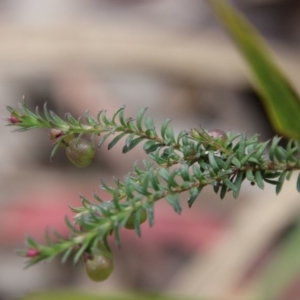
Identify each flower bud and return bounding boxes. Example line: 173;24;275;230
8;116;21;124
208;129;227;142
26;249;39;258
49;129;64;142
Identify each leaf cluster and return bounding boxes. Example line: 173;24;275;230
6;102;300;267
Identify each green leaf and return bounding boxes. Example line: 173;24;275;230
136;107;148;132
97;132;111;148
254;141;269;159
223;178;238;192
166;193;181;214
274;146;287;163
233;172;244;198
269;136;282;161
144;117;155;131
246;169;255;182
177;130;188;144
223;153;237;169
143;142;162;154
125;133;135;148
50;141;62;161
49;111;67;126
210;0;300;141
255;171;265;189
164;126;176;144
112;106;125;125
107;132;127;150
236;133;246;160
158;167;171;182
275;171;287;195
297;173;300;192
123;137;145;153
65;113;80;126
187;187;202;208
208;151;219;172
118;107;126;127
43;103;51;121
220;182;228;200
61;247;73;264
161;118;171;139
213;183;220;194
180;164;191;182
231;157;241;168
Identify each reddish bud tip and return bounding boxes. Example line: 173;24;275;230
26;249;39;258
8;116;21;124
49;129;64;142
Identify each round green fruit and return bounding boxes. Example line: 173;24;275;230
125;208;148;229
84;245;114;282
65;138;95;167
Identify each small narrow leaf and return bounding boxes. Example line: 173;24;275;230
208;151;219;172
233;172;245;198
180;164;191;182
114;227;121;248
187;187;202;208
158;168;171;182
97;132;111;148
232;157;241;168
274;146;287;163
50;142;62;161
220;183;228;200
254;141;269;159
73;241;90;264
61;247;73;264
118;107;126;127
122;137;144;153
246;169;255;182
270;136;282;161
223;178;238;192
213;183;220;194
161;118;171;139
125;133;135;148
166;193;181;214
43;103;52;121
136;107;148;132
50;110;66;126
143;141;162;154
112;106;125;125
65;112;80;126
164;126;176;143
237;133;247;160
144;117;155;131
275;171;287;195
107;132;127;150
255;171;265;189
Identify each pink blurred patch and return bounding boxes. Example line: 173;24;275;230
1;186;228;252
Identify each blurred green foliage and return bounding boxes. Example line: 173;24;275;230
210;0;300;141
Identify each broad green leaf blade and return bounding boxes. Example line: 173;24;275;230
210;0;300;141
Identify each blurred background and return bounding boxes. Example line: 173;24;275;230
1;0;300;299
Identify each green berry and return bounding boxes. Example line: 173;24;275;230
125;208;148;229
65;138;95;167
84;244;114;282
